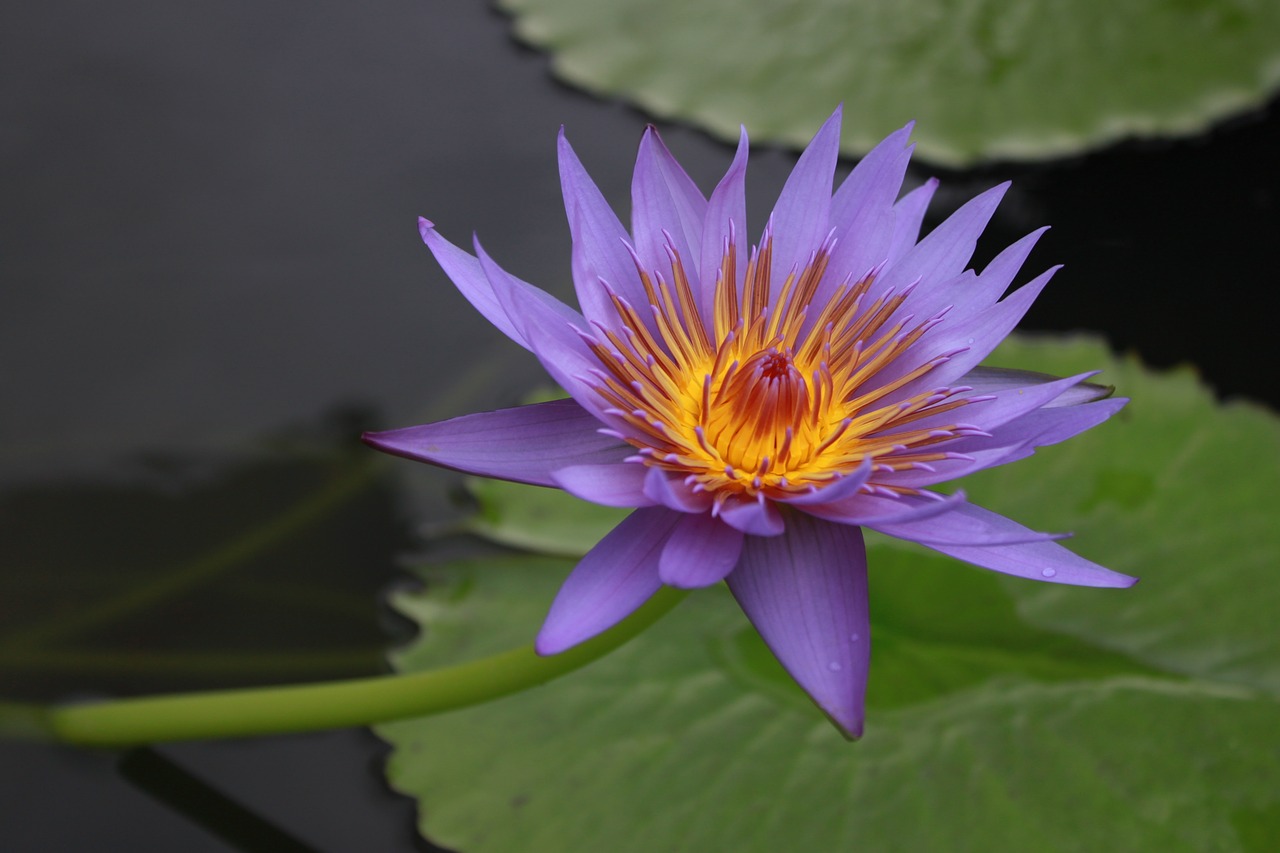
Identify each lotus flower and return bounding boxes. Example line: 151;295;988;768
366;108;1136;738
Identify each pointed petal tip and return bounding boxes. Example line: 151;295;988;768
535;601;605;657
816;106;843;135
556;127;578;164
360;426;446;468
1055;569;1140;590
533;631;567;657
729;516;870;745
534;618;590;657
360;429;399;454
827;710;864;741
417;218;440;246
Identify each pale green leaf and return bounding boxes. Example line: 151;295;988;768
460;478;626;557
498;0;1280;166
381;335;1280;851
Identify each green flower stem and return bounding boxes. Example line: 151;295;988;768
47;586;689;748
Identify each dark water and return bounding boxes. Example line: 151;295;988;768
1;1;1276;849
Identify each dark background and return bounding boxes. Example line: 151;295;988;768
1;1;1276;850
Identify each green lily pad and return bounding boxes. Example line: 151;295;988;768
461;478;625;557
498;0;1280;166
379;335;1280;851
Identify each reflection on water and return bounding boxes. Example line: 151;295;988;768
0;407;418;703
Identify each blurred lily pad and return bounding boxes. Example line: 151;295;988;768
379;335;1280;851
498;0;1280;166
461;478;624;557
0;429;406;700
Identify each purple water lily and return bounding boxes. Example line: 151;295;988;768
366;108;1136;738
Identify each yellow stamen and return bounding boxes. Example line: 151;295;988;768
587;236;968;499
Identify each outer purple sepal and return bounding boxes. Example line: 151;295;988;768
659;514;745;588
419;219;583;353
870;499;1066;547
552;462;655;507
362;399;627;488
727;513;871;739
799;490;966;528
881;503;1138;587
536;507;681;654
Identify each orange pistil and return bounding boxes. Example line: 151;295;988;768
585;235;970;501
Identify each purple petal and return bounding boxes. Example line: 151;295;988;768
476;239;614;424
871;182;1009;312
959;366;1112;405
870;499;1066;546
895;224;1048;334
778;458;874;506
823;124;913;295
830;123;913;232
948;397;1128;456
907;371;1102;436
767;107;842;295
813;206;894;327
558;130;651;331
643;467;714;513
700;127;749;320
727;513;870;738
891;394;1129;488
718;495;785;536
801;490;966;527
884;178;938;266
631;126;707;287
362;399;627;487
658;513;745;588
921;266;1057;386
552;462;656;507
419;219;579;351
911;506;1139;588
876;443;1035;489
536;507;682;654
874;267;1056;403
1041;381;1119;408
972;227;1050;304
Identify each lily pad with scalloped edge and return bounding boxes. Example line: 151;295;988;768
379;336;1280;851
498;0;1280;166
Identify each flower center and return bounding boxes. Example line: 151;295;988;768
584;234;972;500
704;347;809;475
